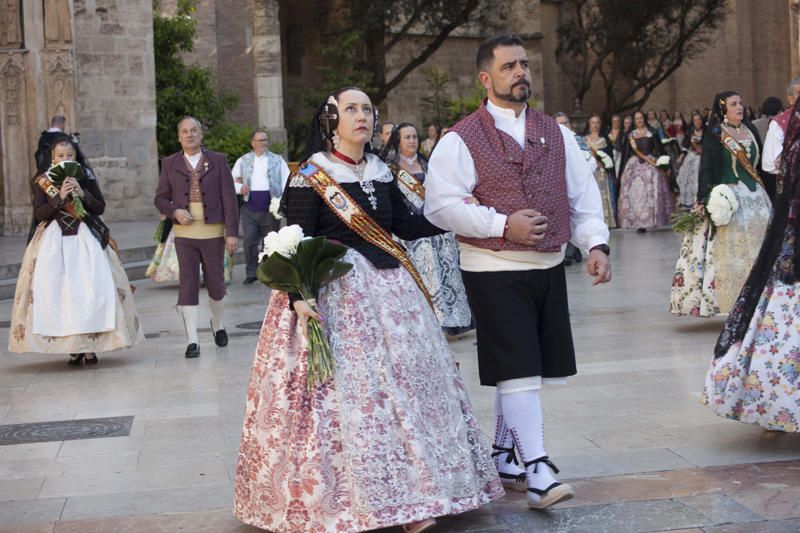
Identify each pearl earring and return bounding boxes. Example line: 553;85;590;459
332;132;341;149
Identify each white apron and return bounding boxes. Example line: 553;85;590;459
31;222;116;336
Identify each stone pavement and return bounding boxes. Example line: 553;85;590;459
1;229;799;532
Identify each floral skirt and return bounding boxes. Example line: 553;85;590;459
702;227;800;432
146;229;234;284
8;222;143;354
233;250;503;533
617;158;674;229
594;166;617;229
146;229;180;282
402;233;473;335
670;219;719;317
676;151;701;208
712;183;771;313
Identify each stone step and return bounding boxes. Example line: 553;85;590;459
0;248;246;301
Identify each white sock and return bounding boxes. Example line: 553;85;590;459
499;387;559;500
493;389;523;475
178;305;199;345
209;297;225;332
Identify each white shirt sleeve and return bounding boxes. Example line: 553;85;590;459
560;126;610;253
231;156;244;194
424;132;507;238
762;120;784;174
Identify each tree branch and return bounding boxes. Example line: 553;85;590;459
372;0;479;105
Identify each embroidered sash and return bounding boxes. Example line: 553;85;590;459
628;133;659;169
35;174;120;253
718;127;764;188
35;174;83;221
298;162;434;309
395;168;426;211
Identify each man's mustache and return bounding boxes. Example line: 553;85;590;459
512;80;531;89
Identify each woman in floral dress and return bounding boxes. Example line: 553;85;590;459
8;134;142;365
617;110;673;230
675;112;705;209
702;98;800;432
381;122;474;336
670;93;772;317
583;114;617;228
233;87;503;533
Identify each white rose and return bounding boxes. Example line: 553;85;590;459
275;224;304;257
269;196;283;220
259;231;281;261
706;185;738;226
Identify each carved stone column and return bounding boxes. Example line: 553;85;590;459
0;52;34;235
252;0;286;145
43;50;77;127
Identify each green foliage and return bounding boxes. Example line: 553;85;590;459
448;80;485;124
153;0;239;158
200;123;252;167
420;67;452;130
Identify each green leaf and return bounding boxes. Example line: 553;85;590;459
256;253;301;292
317;260;353;289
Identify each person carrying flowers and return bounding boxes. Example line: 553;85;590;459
8;133;142;366
670;91;772;316
233;86;503;533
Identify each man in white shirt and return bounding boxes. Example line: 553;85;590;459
231;129;291;284
425;35;610;510
762;78;800;199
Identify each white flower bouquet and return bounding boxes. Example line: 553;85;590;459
656;155;671;168
597;151;615;170
269;196;283;220
672;184;738;233
257;224;353;389
706;184;739;227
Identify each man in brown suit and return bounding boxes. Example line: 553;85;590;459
155;116;239;358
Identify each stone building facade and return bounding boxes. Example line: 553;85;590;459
2;1;798;235
181;0;800;139
0;0;158;236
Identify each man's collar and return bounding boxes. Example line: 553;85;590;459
47;127;63;132
486;98;527;120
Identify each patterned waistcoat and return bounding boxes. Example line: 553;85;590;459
452;103;571;252
240;151;284;200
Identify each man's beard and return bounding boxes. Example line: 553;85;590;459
493;80;531;103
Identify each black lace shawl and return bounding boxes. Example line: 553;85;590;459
714;98;800;357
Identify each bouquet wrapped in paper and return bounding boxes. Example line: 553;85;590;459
46;161;87;218
257;224;353;388
597;150;615;170
656;155;671;169
672;184;739;233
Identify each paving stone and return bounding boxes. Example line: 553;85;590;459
498;499;709;533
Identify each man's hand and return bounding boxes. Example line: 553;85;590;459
225;236;239;256
504;209;548;246
241;184;250;195
174;209;192;225
587;249;612;285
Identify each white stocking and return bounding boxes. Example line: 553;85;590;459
498;386;559;500
209;297;225;332
492;389;523;476
178;305;199;345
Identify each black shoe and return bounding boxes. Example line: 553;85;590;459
211;321;228;347
636;227;647;233
84;353;98;365
68;354;84;366
185;343;200;358
243;277;258;285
